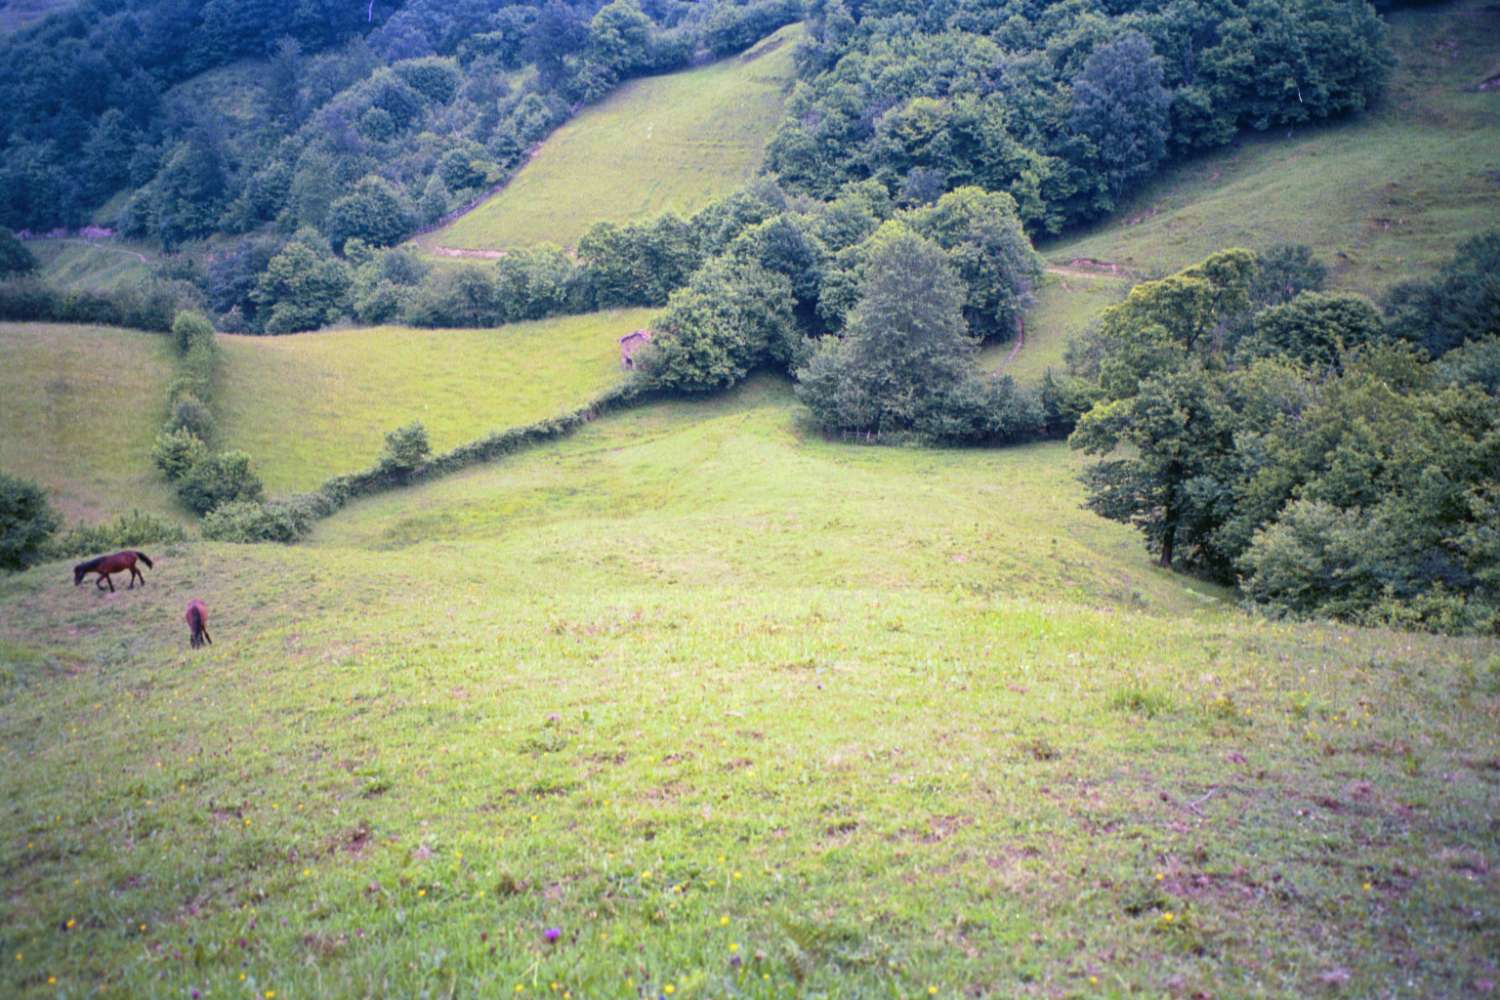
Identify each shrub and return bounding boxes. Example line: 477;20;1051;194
171;309;215;354
377;422;431;479
176;451;264;516
201;499;308;543
152;428;209;481
0;471;59;571
44;510;185;559
166;393;215;441
0;227;37;277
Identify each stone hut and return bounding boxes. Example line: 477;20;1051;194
619;329;652;370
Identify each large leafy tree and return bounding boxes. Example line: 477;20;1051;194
795;227;976;433
1069;31;1172;210
639;257;798;393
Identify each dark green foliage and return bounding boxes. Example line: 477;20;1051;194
327;176;416;251
0;279;179;332
166;394;216;442
152;429;210;482
253;237;353;333
1238;292;1385;371
176;451;265;516
0;228;37;277
1069;31;1172;210
906;187;1041;341
201;498;314;544
1250;244;1328;309
1383;231;1500;359
768;0;1390;231
0;471;59;571
579;215;703;308
640;257;798;393
1067;246;1500;632
795;228;980;435
44;510;185;560
1437;337;1500;396
377;422;431;479
171;310;215;355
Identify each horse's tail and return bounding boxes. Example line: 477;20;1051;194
133;551;153;568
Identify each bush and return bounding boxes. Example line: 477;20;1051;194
201;499;308;543
0;471;59;571
44;509;185;560
377;422;431;478
0;227;37;277
152;428;209;481
166;393;215;441
176;451;264;516
171;309;215;354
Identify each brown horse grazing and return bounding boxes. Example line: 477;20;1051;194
73;550;153;591
185;600;211;649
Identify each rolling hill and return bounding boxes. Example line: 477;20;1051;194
424;24;803;254
216;309;654;493
1046;0;1500;297
0;322;184;524
2;4;1499;997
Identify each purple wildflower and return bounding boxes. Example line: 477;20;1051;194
544;927;561;942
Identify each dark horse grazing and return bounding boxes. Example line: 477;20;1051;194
73;550;153;591
185;600;211;649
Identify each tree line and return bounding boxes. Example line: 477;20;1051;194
1056;234;1500;633
767;0;1391;233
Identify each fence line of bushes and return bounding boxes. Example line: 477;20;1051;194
151;311;267;520
0;277;179;332
204;380;653;544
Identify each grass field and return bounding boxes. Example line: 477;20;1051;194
3;379;1497;997
216;310;654;494
981;270;1126;383
426;25;802;253
0;323;185;525
25;240;156;294
1045;0;1500;297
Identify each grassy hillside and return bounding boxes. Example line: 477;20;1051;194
0;323;184;525
217;309;654;494
3;379;1497;997
981;269;1126;382
1046;0;1500;297
25;239;155;294
426;25;802;253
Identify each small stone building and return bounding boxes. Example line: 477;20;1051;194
619;329;652;370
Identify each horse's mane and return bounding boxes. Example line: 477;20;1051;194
74;555;105;572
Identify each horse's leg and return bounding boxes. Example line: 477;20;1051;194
104;574;115;592
127;568;135;590
204;626;211;646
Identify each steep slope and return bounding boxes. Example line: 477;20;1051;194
0;322;183;524
1048;0;1500;297
425;24;802;253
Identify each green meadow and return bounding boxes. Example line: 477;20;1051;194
1046;0;1500;297
0;322;184;524
3;380;1498;997
216;309;654;493
426;25;802;253
3;1;1500;996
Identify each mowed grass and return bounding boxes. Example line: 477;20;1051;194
0;323;185;525
1046;0;1500;297
2;379;1498;997
428;25;802;252
216;309;654;494
25;240;156;294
